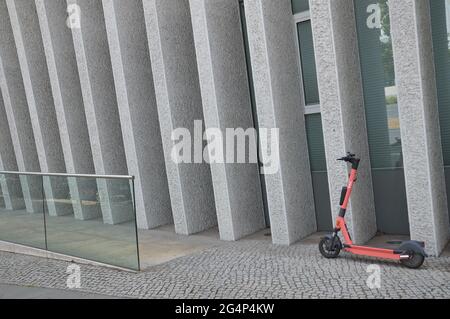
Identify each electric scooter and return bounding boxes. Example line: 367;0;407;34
319;153;427;269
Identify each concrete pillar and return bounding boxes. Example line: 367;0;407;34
189;0;266;240
0;89;24;210
143;0;217;235
67;0;130;225
0;2;41;214
310;0;377;244
6;0;72;217
101;0;173;229
390;0;450;256
35;0;101;221
244;0;316;245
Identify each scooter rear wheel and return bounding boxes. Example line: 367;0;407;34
400;252;425;269
319;237;341;259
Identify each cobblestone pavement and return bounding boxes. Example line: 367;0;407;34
0;240;449;299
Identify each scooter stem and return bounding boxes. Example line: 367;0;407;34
340;168;358;212
334;155;360;245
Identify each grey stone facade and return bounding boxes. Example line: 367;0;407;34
244;0;317;245
189;0;266;241
0;1;41;214
390;0;450;256
35;0;101;221
0;0;449;256
310;0;377;244
68;0;131;225
6;0;72;218
143;0;217;235
0;88;23;210
102;0;173;229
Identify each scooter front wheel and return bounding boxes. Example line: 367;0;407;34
400;252;425;269
319;237;341;259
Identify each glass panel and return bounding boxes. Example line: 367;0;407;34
44;176;139;270
372;168;410;235
305;114;327;172
355;0;409;234
430;0;450;166
430;0;450;224
0;185;4;208
297;21;320;106
311;172;333;231
0;174;46;249
356;0;401;169
305;114;333;231
292;0;309;14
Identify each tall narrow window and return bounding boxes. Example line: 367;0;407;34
355;0;409;235
293;1;332;231
294;4;320;107
430;0;450;224
305;114;332;231
297;20;320;105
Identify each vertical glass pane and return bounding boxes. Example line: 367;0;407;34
355;0;409;234
0;174;46;249
430;0;450;224
356;0;401;169
292;0;309;14
297;21;320;105
44;176;139;270
305;114;333;231
305;114;327;172
0;184;4;208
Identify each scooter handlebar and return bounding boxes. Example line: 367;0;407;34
337;153;360;169
337;152;356;162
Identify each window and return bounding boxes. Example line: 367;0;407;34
293;4;320;107
431;0;450;166
297;20;320;106
355;0;409;235
430;0;450;223
292;0;309;14
292;1;331;230
306;114;332;231
356;0;401;169
305;114;327;172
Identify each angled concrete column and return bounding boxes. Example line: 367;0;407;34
310;0;377;244
244;0;316;245
35;0;101;221
390;0;450;256
0;89;24;210
6;0;71;217
143;0;217;235
0;3;41;214
189;0;265;240
67;0;130;225
102;0;173;229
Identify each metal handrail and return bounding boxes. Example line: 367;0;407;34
0;171;134;180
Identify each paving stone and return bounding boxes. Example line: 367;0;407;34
0;240;449;299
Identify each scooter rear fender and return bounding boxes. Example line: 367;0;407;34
395;241;428;257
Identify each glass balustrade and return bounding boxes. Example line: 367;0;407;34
0;172;139;271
